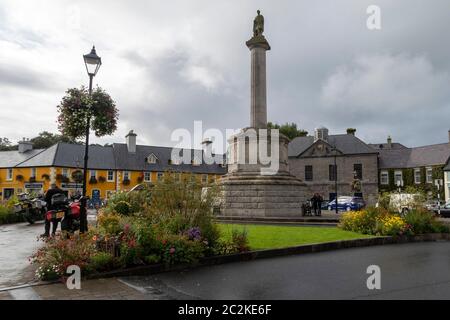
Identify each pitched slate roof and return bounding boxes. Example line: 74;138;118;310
16;143;116;169
288;134;377;157
0;149;45;168
378;143;450;169
13;142;226;174
112;143;226;174
369;142;407;150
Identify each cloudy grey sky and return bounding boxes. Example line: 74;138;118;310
1;0;449;151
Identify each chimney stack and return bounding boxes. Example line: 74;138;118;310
346;128;356;136
18;138;33;153
387;135;392;149
126;130;137;153
314;127;329;142
202;138;213;156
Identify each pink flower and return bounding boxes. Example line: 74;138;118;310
169;247;176;254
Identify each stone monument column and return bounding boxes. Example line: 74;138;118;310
219;10;307;218
246;10;270;129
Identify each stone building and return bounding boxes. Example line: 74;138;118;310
372;132;450;200
288;127;379;205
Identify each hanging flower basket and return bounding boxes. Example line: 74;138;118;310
122;179;131;186
41;174;50;181
16;174;24;181
98;176;106;183
89;177;98;184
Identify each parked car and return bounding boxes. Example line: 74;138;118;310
327;196;366;212
424;200;446;211
433;201;450;217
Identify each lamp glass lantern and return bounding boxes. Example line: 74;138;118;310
83;46;102;76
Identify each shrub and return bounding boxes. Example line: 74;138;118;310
377;214;411;236
114;201;131;216
144;172;220;247
161;234;206;265
97;212;122;235
339;207;387;235
404;209;449;234
30;233;97;280
0;205;23;224
87;252;121;273
231;228;250;252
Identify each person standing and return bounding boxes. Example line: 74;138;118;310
311;193;318;216
42;183;64;237
317;194;323;216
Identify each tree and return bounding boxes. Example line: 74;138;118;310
57;86;118;139
30;131;79;149
267;122;308;140
0;137;15;151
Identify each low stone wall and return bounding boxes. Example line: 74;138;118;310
85;233;450;280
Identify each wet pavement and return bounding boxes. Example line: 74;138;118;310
0;209;98;289
0;221;43;288
121;242;450;299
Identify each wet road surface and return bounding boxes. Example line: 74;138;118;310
121;242;450;299
0;222;43;288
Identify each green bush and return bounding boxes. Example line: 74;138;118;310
114;201;131;215
0;205;23;225
88;252;121;272
404;209;449;234
339;207;386;235
161;234;206;265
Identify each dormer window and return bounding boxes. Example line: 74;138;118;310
146;153;158;164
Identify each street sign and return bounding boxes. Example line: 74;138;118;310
61;182;83;189
24;182;44;189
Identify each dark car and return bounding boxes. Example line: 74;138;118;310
328;196;366;212
434;202;450;217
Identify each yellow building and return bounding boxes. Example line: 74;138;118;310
0;132;225;201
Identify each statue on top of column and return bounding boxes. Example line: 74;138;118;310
253;10;264;37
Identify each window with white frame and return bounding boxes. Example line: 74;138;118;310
90;170;97;179
157;172;163;181
31;167;37;178
426;167;433;183
6;168;13;181
107;170;114;182
144;172;151;182
414;168;421;184
123;171;130;181
62;168;69;178
147;153;158;164
380;171;389;185
394;170;403;186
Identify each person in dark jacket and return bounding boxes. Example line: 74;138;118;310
316;194;323;216
311;193;318;216
41;183;64;237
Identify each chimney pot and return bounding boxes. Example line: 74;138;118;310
126;130;137;153
387;135;392;149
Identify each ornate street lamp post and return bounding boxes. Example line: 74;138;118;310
80;46;102;233
332;145;338;214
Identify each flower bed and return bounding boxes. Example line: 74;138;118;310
30;173;249;281
338;207;449;236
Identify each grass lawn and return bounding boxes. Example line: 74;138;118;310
218;223;373;250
